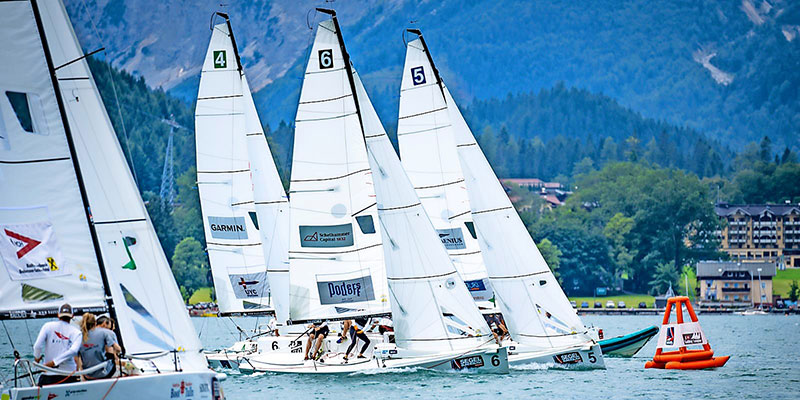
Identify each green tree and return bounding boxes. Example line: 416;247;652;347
603;213;637;290
171;237;210;302
789;281;799;302
537;238;562;279
648;261;678;295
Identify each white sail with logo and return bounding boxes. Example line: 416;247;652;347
0;0;206;372
288;18;389;322
354;69;493;352
446;85;591;350
195;16;280;316
0;0;106;319
397;37;492;306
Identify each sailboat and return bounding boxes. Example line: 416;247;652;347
0;0;222;398
396;31;493;310
239;9;508;374
400;29;604;369
195;12;292;370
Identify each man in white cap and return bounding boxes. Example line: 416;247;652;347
33;303;82;385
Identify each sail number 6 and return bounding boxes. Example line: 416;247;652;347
319;49;334;69
411;66;426;85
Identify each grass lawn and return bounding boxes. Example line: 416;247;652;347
569;294;656;308
773;268;800;297
189;287;213;305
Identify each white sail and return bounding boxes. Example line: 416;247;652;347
6;0;206;371
397;38;492;305
353;70;493;352
242;75;291;324
288;19;389;322
0;0;106;318
195;19;274;315
446;86;591;349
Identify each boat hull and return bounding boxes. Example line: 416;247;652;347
239;347;509;374
6;370;220;400
507;343;605;369
599;325;659;357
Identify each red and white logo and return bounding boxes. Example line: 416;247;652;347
4;229;41;258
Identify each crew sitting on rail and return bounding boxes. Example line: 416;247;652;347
485;313;509;345
33;303;82;386
303;321;329;362
78;313;120;380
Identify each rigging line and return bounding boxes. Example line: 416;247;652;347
1;320;18;357
78;0;137;185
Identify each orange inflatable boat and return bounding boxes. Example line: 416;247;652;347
645;296;729;370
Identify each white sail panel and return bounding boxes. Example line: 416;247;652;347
446;87;590;349
38;0;206;370
0;0;105;318
288;19;389;322
196;21;271;315
241;66;291;324
397;38;491;303
355;71;492;352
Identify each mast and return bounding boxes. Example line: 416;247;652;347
29;0;124;349
316;8;364;136
406;28;446;100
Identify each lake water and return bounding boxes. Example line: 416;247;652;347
3;314;799;399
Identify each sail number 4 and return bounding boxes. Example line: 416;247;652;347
411;66;426;85
318;49;334;69
213;50;227;69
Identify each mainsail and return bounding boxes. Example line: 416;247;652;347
446;85;591;349
397;34;492;305
0;0;205;371
196;14;287;317
288;16;389;322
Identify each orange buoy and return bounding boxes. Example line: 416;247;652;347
645;296;729;370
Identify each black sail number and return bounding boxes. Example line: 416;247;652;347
411;66;426;85
318;49;334;69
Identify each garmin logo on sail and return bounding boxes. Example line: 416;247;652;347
299;224;354;248
207;216;248;240
317;276;375;305
436;228;466;250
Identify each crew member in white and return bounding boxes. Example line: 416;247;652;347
33;303;82;386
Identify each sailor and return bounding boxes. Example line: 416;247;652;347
343;317;371;362
78;313;120;380
303;321;329;361
33;303;82;386
486;314;508;345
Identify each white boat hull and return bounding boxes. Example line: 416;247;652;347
6;370;220;400
507;342;605;369
239;346;509;374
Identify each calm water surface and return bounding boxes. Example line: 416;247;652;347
3;315;799;399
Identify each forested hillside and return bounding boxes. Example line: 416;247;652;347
67;0;800;152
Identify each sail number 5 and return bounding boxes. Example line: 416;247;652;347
318;49;334;69
213;50;227;69
411;66;426;85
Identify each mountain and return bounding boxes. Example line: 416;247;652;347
66;0;800;150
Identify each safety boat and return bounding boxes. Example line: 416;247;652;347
398;29;603;369
0;1;222;398
239;9;508;374
645;296;729;370
598;326;659;357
